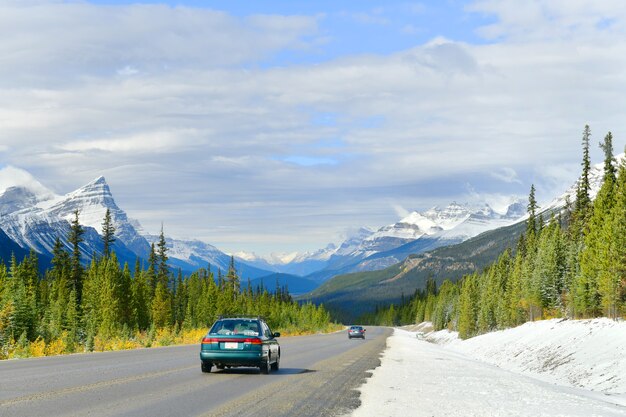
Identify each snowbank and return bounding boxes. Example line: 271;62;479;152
350;320;626;416
428;318;626;400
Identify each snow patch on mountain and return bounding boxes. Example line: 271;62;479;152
333;227;375;257
236;244;338;266
542;154;622;213
342;201;524;262
144;234;230;271
0;172;150;259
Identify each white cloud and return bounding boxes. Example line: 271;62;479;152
469;0;626;41
0;3;320;87
491;167;522;184
0;165;55;198
393;204;411;219
464;184;526;215
0;1;625;253
60;130;194;153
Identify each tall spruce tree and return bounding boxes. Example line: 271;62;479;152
156;225;169;288
599;145;626;318
578;132;617;317
573;125;592;238
68;210;85;303
527;184;538;238
458;274;479;339
101;208;116;258
226;256;240;294
600;132;616;179
147;243;158;296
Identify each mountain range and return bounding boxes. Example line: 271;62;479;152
2;152;609;296
0;167;275;279
0;165;527;286
300;155;618;321
296;200;525;282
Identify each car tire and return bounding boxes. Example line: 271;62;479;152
216;364;225;370
260;359;270;374
271;353;280;371
201;362;212;373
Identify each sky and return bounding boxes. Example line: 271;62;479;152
1;0;625;255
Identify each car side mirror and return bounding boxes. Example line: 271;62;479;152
273;332;281;338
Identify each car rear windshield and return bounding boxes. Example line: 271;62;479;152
209;320;261;336
351;326;363;330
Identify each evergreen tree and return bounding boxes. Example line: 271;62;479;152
68;210;85;303
151;282;171;328
147;243;157;295
506;250;525;325
535;220;566;312
599;147;626;318
131;270;151;331
226;256;240;294
458;274;479;339
156;225;169;288
101;208;116;259
572;125;592;238
600;132;616;186
578;132;617;317
527;184;538;238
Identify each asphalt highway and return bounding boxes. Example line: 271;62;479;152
0;327;391;417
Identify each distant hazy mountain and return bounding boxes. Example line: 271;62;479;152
248;273;319;296
306;200;526;282
234;201;526;282
234;244;337;276
144;235;275;279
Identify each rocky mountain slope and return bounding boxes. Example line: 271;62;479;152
0;167;273;278
305;200;526;282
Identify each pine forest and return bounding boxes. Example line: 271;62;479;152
364;126;626;338
0;210;336;359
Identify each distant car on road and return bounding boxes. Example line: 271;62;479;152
348;325;366;339
200;316;280;374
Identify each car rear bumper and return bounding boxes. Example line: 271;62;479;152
200;351;266;366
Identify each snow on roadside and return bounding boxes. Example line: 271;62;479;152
350;320;626;417
427;318;626;403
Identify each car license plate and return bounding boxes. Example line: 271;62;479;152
224;342;239;349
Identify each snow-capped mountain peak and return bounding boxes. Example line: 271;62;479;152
422;201;472;230
0;165;57;207
236;243;339;266
316;200;527;276
504;200;526;219
542;153;622;213
44;176;120;233
0;170;151;260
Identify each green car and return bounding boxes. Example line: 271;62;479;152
200;316;281;374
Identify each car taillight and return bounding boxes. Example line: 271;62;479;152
243;338;262;345
202;337;218;344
